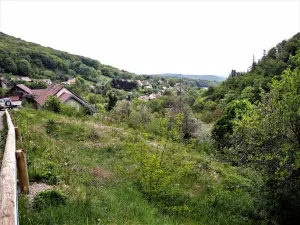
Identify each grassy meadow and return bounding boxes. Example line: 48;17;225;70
12;108;262;225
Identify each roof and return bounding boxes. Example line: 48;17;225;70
16;84;32;94
17;77;32;82
58;92;88;106
35;84;64;106
31;89;45;96
58;92;72;102
67;78;76;84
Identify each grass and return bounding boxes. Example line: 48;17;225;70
12;108;263;225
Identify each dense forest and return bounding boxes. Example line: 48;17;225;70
1;32;300;224
0;32;136;82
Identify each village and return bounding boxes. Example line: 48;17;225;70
0;74;210;112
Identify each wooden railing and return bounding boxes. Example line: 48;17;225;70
0;110;18;225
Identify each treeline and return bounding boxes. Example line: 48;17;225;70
0;32;135;82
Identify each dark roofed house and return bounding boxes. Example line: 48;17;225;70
5;84;33;98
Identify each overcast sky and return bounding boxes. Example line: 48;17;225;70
0;0;299;77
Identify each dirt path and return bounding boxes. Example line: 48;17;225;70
0;111;5;131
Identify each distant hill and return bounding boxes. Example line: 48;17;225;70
0;32;136;82
153;73;226;82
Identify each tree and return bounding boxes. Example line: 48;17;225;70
44;96;62;113
106;92;117;111
16;59;31;76
113;100;132;119
233;67;300;223
212;99;251;150
168;78;176;87
192;97;205;112
2;57;17;74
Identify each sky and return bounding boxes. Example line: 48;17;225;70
0;0;299;77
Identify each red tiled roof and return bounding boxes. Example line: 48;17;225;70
35;84;64;106
16;84;32;94
31;89;45;96
58;92;72;103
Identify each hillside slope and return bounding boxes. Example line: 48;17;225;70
205;32;300;103
13;108;261;224
0;32;135;82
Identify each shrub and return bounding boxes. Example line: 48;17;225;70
192;97;205;112
204;101;217;111
45;119;57;136
32;190;67;210
44;96;62;113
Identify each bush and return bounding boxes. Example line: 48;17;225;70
204;101;217;111
32;190;67;210
44;96;61;113
45;119;57;136
192;97;205;112
127;105;152;128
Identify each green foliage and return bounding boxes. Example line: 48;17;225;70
0;57;17;74
119;115;191;199
106;92;117;111
168;78;176;87
212;100;252;149
204;100;217;111
233;66;300;222
29;168;59;185
60;104;84;117
25;81;47;89
32;190;67;210
16;59;31;76
192;97;205;112
112;100;132;119
0;32;136;81
127;104;153;128
44;96;62;113
45;119;57;136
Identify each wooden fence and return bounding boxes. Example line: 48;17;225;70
0;110;18;225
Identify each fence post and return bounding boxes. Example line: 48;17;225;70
16;150;29;194
15;127;22;148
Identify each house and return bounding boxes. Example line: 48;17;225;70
136;80;143;87
67;78;76;85
143;80;150;86
15;76;32;82
148;94;157;100
34;79;52;85
5;84;34;99
6;84;90;111
5;84;41;102
61;78;76;85
138;95;149;101
34;84;88;110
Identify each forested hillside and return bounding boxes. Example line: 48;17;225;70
206;32;300;223
0;32;135;82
